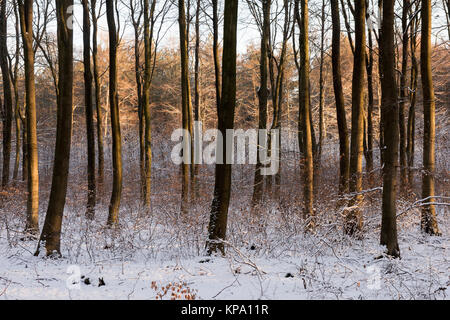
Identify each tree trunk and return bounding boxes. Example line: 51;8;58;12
212;0;221;110
18;0;39;235
91;0;104;185
206;0;238;255
331;0;350;195
344;0;365;236
420;0;440;235
251;0;270;211
407;11;418;184
365;7;374;179
82;0;96;219
0;0;13;187
35;0;74;256
399;0;410;186
299;0;314;228
379;0;400;258
12;1;21;180
143;0;156;208
179;0;194;215
106;0;123;226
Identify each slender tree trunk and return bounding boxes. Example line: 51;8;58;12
130;1;144;203
299;0;314;228
12;2;21;180
91;0;104;185
0;0;13;187
206;0;238;255
379;0;400;258
420;0;440;235
317;0;326;163
82;0;96;219
106;0;123;226
399;0;410;186
192;0;201;198
143;0;156;208
18;0;39;235
407;12;418;184
344;0;365;236
365;7;374;179
251;0;270;211
179;0;194;215
35;0;74;256
212;0;221;110
331;0;350;195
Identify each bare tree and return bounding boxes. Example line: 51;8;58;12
344;0;365;236
18;0;39;236
206;0;238;255
420;0;440;235
35;0;74;256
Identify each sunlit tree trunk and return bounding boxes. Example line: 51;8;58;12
35;0;74;256
399;0;410;186
420;0;440;235
407;10;418;184
106;0;123;226
179;0;194;214
18;0;39;235
344;0;365;236
0;0;13;187
251;0;270;211
206;0;238;255
299;0;314;228
379;0;400;258
143;0;156;208
331;0;349;195
91;0;104;185
82;0;96;219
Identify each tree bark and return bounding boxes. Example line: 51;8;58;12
251;0;270;211
399;0;410;186
106;0;123;226
379;0;400;258
344;0;365;236
18;0;39;235
35;0;74;256
299;0;314;228
91;0;104;185
179;0;194;215
82;0;96;219
206;0;238;255
0;0;13;187
331;0;350;195
420;0;440;235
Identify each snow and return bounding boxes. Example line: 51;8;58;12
0;201;448;300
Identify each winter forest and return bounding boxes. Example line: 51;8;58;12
0;0;448;300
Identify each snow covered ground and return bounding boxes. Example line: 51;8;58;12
0;201;448;300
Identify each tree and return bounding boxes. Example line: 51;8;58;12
206;0;238;255
364;0;374;179
344;0;365;236
0;0;13;187
106;0;123;226
250;0;270;211
420;0;440;235
399;0;410;186
18;0;39;235
407;5;418;183
91;0;105;185
142;0;156;208
379;0;400;258
178;0;194;214
35;0;74;256
82;0;96;219
330;0;349;195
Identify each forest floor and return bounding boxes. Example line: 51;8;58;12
0;200;448;300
